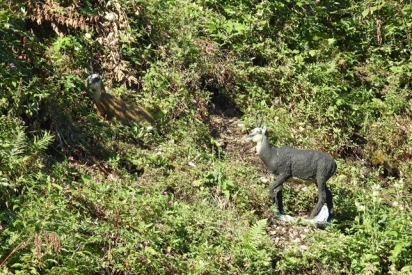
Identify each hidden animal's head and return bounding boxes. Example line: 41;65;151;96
86;73;103;91
86;73;105;103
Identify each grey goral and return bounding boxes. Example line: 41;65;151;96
246;114;336;220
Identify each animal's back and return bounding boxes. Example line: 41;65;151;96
279;146;336;180
97;93;155;126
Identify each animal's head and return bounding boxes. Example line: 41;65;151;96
86;73;105;103
245;113;267;143
86;73;103;91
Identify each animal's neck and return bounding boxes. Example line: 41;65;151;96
256;135;269;154
256;135;276;166
92;84;104;103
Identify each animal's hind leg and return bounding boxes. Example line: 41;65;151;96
310;179;327;219
326;187;334;221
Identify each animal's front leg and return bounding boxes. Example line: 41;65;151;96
273;187;283;214
268;174;289;214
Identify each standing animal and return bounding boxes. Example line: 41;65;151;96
86;73;156;128
245;114;336;220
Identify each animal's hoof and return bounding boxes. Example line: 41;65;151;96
274;205;331;228
311;205;331;228
274;212;296;222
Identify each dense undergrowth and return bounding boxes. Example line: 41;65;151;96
1;0;411;274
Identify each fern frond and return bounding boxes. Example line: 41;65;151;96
30;131;54;152
0;116;54;182
242;219;268;252
0;125;27;173
9;130;27;158
18;131;54;176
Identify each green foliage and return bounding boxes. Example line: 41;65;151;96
202;165;236;199
0;116;53;186
277;179;412;274
233;219;275;272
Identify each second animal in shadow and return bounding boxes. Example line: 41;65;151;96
86;74;156;129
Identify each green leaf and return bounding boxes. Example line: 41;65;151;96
145;246;159;255
309;50;317;56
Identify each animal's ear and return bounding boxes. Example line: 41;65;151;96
262;124;267;134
